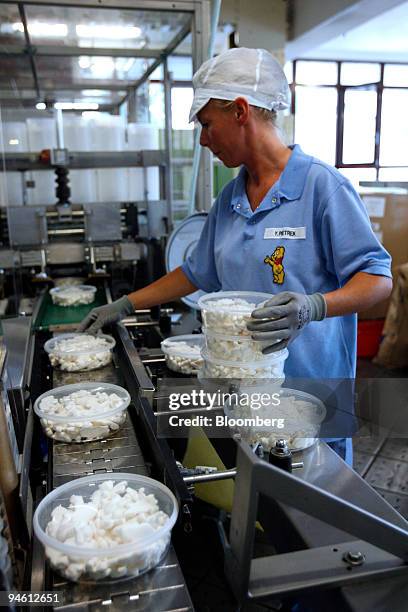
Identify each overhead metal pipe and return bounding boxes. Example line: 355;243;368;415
188;0;222;215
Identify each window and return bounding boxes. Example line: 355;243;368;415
380;89;408;166
295;86;337;164
292;59;408;187
343;89;377;164
340;62;380;86
296;61;337;85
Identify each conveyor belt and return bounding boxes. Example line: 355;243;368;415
33;288;106;331
41;359;193;611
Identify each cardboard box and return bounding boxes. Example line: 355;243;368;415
358;193;408;320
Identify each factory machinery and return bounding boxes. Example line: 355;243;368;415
0;274;408;611
0;147;171;317
0;150;407;611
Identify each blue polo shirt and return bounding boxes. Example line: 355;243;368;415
182;145;391;379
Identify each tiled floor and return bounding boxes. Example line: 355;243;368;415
353;358;408;520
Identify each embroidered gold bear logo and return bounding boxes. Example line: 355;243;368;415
265;246;285;284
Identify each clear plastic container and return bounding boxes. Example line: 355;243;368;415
161;334;204;375
198;291;272;336
203;327;270;362
224;387;326;452
34;382;130;443
200;348;288;381
33;473;178;582
50;285;97;307
44;333;115;372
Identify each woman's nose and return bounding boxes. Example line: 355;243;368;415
199;129;208;147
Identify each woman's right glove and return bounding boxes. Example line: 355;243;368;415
78;296;134;334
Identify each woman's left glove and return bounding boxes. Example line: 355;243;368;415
78;296;134;334
247;291;327;353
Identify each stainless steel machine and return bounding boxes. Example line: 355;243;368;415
2;306;408;611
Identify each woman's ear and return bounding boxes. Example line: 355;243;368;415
234;97;250;124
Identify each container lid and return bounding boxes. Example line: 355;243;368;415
201;347;288;367
198;291;272;312
34;382;130;422
44;333;115;356
161;334;204;356
165;213;208;310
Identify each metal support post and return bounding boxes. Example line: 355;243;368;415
163;59;174;233
225;441;408;602
192;0;213;212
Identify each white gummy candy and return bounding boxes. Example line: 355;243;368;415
52;287;95;307
163;340;203;374
39;389;126;442
49;335;112;372
44;481;170;581
202;298;257;336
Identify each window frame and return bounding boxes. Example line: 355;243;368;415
291;59;408;179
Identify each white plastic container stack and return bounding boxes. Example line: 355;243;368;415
88;115;128;202
198;291;288;382
26;118;58;205
62;116;97;203
128;123;160;202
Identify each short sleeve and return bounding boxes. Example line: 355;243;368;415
181;200;222;292
319;181;392;284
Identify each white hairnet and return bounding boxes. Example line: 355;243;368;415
189;47;290;123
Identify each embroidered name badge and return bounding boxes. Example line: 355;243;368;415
264;246;285;285
264;227;306;239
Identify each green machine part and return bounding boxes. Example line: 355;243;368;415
33;288;106;331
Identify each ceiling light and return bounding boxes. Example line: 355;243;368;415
54;102;99;110
36;102;46;110
9;139;19;146
89;57;115;77
76;24;142;39
13;21;68;37
78;56;92;69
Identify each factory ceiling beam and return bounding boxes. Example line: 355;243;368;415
287;0;408;59
0;45;161;59
17;2;40;99
118;16;192;107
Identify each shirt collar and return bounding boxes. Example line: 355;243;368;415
230;144;313;210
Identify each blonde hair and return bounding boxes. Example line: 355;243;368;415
212;99;277;125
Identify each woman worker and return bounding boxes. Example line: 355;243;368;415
79;48;392;464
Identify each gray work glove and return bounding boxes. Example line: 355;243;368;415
247;291;327;353
78;296;134;334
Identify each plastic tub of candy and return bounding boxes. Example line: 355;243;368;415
34;382;130;443
50;285;97;307
224;387;326;452
44;333;115;372
33;473;178;582
161;334;204;375
203;328;270;362
198;291;272;336
53;277;86;288
200;348;288;381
